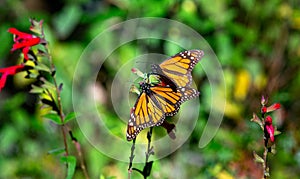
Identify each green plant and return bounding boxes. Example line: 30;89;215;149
251;96;281;178
1;18;89;179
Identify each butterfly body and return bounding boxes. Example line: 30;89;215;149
127;50;204;141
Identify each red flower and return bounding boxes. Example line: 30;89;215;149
261;103;281;114
267;103;281;113
0;64;25;91
265;116;275;142
8;28;41;60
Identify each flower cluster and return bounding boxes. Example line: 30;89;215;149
0;26;42;91
8;28;41;61
261;96;280;143
251;96;281;143
252;96;281;178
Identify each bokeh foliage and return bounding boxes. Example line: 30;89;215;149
0;0;299;178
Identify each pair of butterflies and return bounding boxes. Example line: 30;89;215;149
126;49;204;141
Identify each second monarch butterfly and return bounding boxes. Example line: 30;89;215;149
126;50;204;141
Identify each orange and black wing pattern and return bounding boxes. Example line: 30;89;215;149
126;81;199;141
151;50;204;87
127;82;180;141
127;50;203;141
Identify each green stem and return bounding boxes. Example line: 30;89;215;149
40;21;90;179
41;30;69;156
48;47;68;156
128;138;136;179
145;127;153;163
69;131;90;179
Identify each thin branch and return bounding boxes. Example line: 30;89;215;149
128;128;154;179
128;138;136;179
145;127;154;163
41;27;69;157
263;145;268;179
69;130;90;179
131;128;154;179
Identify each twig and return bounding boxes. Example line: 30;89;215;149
69;131;90;179
128;138;136;179
263;145;268;178
131;127;154;179
145;127;154;163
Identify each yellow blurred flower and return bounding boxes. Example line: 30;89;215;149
234;69;251;101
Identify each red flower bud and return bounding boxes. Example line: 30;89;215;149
131;68;137;73
261;106;267;114
265;115;273;124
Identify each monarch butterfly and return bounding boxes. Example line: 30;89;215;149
126;50;204;141
152;49;204;87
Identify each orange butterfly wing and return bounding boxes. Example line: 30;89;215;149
151;50;204;87
126;84;199;141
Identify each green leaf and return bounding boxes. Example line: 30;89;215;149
41;98;59;113
274;129;282;136
34;63;51;73
271;144;276;154
253;151;264;163
30;85;44;94
250;113;263;130
60;156;76;179
130;85;140;95
100;175;117;179
43;113;62;125
64;112;76;124
47;148;66;155
29;18;43;35
41;79;56;90
28;73;39;78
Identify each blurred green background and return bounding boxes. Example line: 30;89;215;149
0;0;300;178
